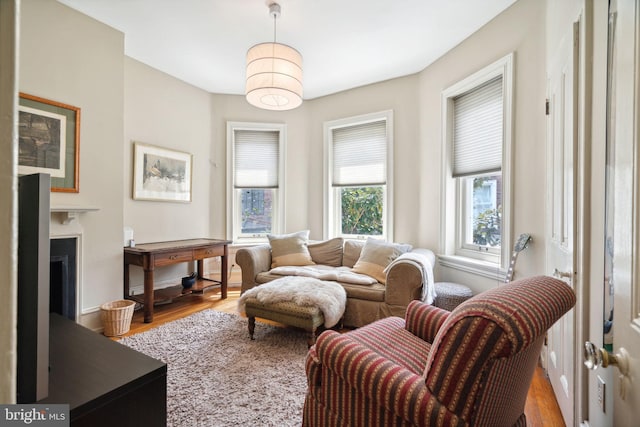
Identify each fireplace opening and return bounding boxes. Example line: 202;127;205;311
50;238;77;320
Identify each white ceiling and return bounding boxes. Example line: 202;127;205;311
57;0;517;100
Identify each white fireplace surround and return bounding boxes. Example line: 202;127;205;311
50;205;99;225
50;205;99;321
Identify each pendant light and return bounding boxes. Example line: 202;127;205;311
245;2;303;111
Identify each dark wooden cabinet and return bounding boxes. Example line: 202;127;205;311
40;314;167;427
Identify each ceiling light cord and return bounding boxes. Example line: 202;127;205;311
273;14;277;43
270;2;281;43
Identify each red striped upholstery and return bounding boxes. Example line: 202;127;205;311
405;300;450;343
345;316;431;374
303;275;575;427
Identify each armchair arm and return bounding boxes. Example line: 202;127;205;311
405;300;450;343
235;244;271;294
313;331;465;426
304;346;322;399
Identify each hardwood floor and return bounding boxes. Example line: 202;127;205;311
122;284;565;426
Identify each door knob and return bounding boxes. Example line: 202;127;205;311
553;268;573;279
584;341;629;374
584;341;630;399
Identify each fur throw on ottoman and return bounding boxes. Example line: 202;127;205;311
237;276;347;328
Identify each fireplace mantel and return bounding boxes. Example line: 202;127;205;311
50;205;100;225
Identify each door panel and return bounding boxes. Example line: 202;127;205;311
585;2;614;426
608;0;640;424
546;20;578;427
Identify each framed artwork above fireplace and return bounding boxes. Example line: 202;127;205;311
18;93;81;193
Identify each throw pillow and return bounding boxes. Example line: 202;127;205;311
268;230;315;268
352;238;412;284
308;237;344;267
342;240;365;268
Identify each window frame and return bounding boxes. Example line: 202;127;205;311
323;110;394;241
226;121;286;243
457;172;502;257
440;54;514;279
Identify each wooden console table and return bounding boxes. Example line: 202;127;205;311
123;238;232;323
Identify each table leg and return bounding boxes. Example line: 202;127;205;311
143;269;154;323
196;259;204;279
221;245;228;299
123;263;130;299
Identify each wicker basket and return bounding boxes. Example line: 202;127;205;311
101;299;136;337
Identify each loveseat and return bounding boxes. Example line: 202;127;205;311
236;232;435;328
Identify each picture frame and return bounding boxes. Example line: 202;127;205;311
133;142;193;202
18;93;81;193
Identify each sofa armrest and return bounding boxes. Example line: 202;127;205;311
235;244;271;294
312;331;464;426
405;300;450;343
384;248;435;307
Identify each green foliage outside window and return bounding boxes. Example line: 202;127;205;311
471;175;502;248
340;187;383;235
473;207;501;247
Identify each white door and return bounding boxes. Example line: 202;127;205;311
546;20;579;427
606;0;640;424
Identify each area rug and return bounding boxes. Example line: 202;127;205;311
119;310;310;427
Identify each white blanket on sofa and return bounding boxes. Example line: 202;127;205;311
237;276;347;328
384;251;436;304
269;265;379;285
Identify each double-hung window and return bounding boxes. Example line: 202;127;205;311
227;122;285;243
441;54;513;277
324;111;393;240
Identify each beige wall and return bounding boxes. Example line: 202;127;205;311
0;0;18;404
418;0;547;292
20;0;125;328
123;57;214;289
124;57;212;243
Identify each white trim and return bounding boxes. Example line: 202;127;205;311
440;53;514;272
81;305;101;315
438;254;507;281
226;121;286;243
323;110;394;241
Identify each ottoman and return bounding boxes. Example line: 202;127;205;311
245;297;325;347
239;276;347;347
433;282;473;311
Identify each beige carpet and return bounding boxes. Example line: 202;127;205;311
120;309;309;426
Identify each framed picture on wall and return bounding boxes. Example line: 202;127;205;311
18;93;81;192
133;142;193;202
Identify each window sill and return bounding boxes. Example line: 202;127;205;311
437;254;506;281
232;237;268;246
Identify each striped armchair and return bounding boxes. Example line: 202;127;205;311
303;275;575;426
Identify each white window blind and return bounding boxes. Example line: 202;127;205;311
453;76;503;177
332;120;387;186
234;130;279;188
